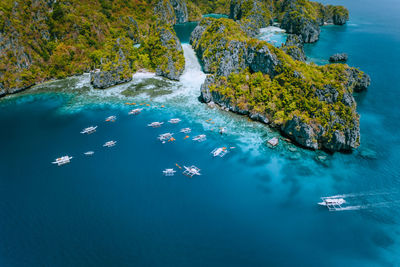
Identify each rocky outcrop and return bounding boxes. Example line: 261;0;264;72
346;68;371;92
191;18;280;77
329;53;348;63
171;0;188;24
125;17;140;43
280;11;321;43
90;65;132;89
193;17;370;152
154;0;188;24
155;26;185;80
230;0;272;29
281;34;306;62
323;5;349;25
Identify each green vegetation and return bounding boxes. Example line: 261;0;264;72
0;0;184;92
188;0;230;15
195;18;359;143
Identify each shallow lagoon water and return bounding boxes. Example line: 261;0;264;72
1;1;400;266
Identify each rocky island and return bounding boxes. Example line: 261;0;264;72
0;0;370;152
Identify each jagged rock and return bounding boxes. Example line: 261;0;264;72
346;68;371;92
126;17;140;43
155;27;185;80
171;0;188;24
154;0;188;24
199;75;215;103
329;53;348;62
281;116;319;150
323;5;349;25
230;0;271;29
0;83;5;97
281;34;306;61
90;65;132;89
191;19;280;78
281;11;320;43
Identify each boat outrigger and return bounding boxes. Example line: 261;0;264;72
103;141;117;147
84;151;94;156
163;168;176;176
52;156;73;166
105;116;116;122
180;128;191;134
211;147;228;157
129;108;142;115
158;133;174;143
168;118;181;124
318;196;347;211
80;126;97;134
147;122;164;128
183;165;201;178
192;134;206;142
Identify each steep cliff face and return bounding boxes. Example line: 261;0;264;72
190;18;279;77
281;34;306;62
0;0;189;97
230;0;273;30
276;0;349;43
193;18;370;152
154;0;189;24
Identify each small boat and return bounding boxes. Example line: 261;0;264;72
129;108;143;115
163;168;176;176
158;133;174;143
148;122;164;128
318;197;347;211
168;118;181;124
84;151;94;156
183;165;201;178
103;141;117;147
219;127;226;135
211;147;228;157
180;128;191;134
52;156;73;166
80;126;97;134
105;116;117;122
193;134;206;142
184;135;189;139
168;137;176;142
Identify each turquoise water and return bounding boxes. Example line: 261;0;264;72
1;0;400;266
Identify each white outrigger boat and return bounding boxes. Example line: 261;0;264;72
183;165;201;178
52;156;73;166
158;133;174;142
318;196;347;211
180;127;191;134
193;134;206;142
168;118;181;124
105;116;117;122
211;147;228;157
80;126;97;134
219;127;227;135
103;140;117;147
84;151;94;156
129;108;142;115
147;121;164;128
163;168;176;176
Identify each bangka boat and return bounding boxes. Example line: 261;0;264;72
129;108;142;115
103;141;117;147
80;126;97;134
84;151;94;156
180;127;191;134
105;116;117;122
163;168;176;176
318;197;347;211
158;133;174;143
211;147;228;157
168;118;181;124
183;165;201;178
52;156;73;166
192;134;206;142
147;122;164;128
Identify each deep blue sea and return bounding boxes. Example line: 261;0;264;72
0;0;399;266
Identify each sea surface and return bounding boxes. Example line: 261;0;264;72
0;0;400;266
